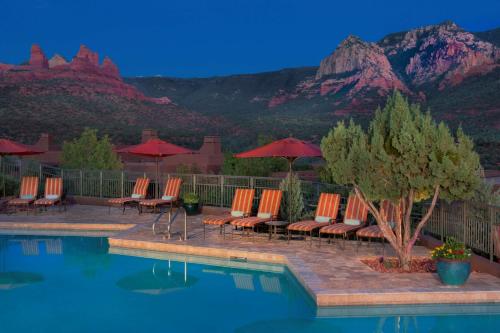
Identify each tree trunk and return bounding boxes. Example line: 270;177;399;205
354;184;441;270
395;247;412;270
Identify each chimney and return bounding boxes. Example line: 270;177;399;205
141;129;158;143
198;136;221;155
35;133;52;151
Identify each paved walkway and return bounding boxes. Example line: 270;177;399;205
1;204;500;306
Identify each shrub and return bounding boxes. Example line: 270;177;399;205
279;173;304;223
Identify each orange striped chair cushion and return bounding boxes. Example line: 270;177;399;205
380;200;402;225
356;200;401;239
44;177;63;197
140;178;183;207
356;225;384;238
204;215;235;226
231;189;282;227
132;177;150;197
257;189;283;217
8;198;35;205
344;194;369;222
109;197;138;205
9;176;39;205
316;193;341;220
20;176;39;197
320;223;363;235
288;193;340;232
231;188;255;215
34;178;63;206
231;216;270;227
163;177;182;199
203;188;255;226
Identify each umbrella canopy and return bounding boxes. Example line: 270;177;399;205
234;137;322;162
116;138;193;198
235;137;322;223
0;139;44;156
116;138;193;157
116;267;198;295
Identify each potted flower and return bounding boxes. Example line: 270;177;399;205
182;193;200;215
431;237;472;286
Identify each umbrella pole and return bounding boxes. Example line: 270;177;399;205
1;155;4;198
156;157;160;199
288;158;293;223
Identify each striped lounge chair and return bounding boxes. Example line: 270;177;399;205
230;189;282;238
34;177;64;212
356;200;402;246
139;177;183;213
7;176;39;214
319;194;369;248
202;188;255;239
108;177;150;214
287;193;341;245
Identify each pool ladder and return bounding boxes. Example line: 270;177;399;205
152;205;188;241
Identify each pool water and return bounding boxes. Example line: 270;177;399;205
0;234;499;333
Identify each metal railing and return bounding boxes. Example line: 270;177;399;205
0;158;349;208
1;158;498;261
424;201;500;261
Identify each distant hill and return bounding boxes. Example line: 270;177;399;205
128;22;500;146
1;21;499;167
0;45;240;147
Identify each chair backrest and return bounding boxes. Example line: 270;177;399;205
380;200;402;225
163;177;182;199
19;176;39;197
257;189;283;217
132;178;150;197
315;193;341;220
231;188;255;215
344;194;369;223
44;177;63;198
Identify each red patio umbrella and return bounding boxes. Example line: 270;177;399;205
116;138;193;198
235;137;322;222
0;139;45;197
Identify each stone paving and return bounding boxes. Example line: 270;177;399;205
1;204;500;306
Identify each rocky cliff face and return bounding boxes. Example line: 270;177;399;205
0;44;170;104
48;54;68;68
29;44;49;69
315;35;408;96
380;21;500;88
266;21;499;108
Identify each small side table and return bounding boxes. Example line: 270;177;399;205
266;220;289;240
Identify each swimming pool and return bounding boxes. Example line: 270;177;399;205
1;234;499;333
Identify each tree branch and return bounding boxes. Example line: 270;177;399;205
353;185;398;248
408;185;440;249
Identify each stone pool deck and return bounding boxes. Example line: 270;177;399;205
1;204;500;307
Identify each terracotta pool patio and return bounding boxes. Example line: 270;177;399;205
1;204;499;307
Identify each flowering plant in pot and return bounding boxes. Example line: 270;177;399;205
182;193;200;215
431;237;472;285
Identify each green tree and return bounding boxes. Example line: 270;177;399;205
62;128;122;170
321;91;481;269
279;172;304;223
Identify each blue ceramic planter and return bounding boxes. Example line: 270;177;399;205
436;258;471;286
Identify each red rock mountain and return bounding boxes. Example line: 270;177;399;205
266;22;499;107
315;35;409;96
0;44;170;104
0;44;239;145
380;21;499;88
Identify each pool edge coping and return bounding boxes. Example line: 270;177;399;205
1;221;499;308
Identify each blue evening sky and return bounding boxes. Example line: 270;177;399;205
1;0;499;77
